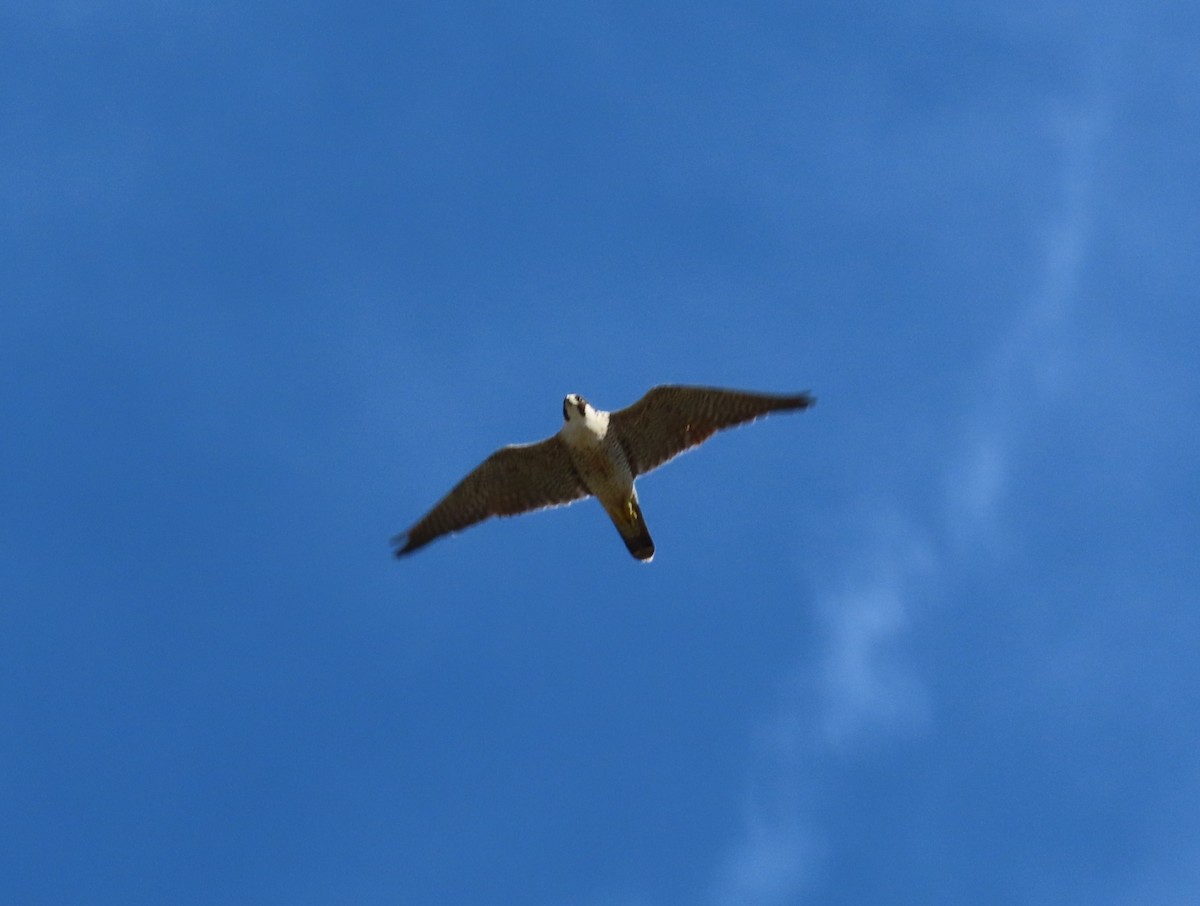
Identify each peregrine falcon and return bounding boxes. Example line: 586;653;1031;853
392;385;815;562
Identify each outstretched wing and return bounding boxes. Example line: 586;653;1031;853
610;385;815;476
393;437;588;556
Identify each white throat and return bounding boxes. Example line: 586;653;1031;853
560;403;609;446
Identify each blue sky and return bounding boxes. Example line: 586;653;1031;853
3;2;1198;903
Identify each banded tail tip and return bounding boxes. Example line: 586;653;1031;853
623;532;655;562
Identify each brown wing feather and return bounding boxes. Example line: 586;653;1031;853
393;437;588;556
610;385;815;476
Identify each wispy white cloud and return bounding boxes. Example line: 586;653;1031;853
943;426;1008;551
712;815;822;906
814;517;936;748
709;105;1104;904
707;513;936;906
946;102;1104;553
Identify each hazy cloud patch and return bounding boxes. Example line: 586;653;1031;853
709;101;1103;903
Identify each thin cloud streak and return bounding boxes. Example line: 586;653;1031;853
815;519;936;748
710;106;1103;904
712;818;822;906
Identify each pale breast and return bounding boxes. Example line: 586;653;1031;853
565;432;634;500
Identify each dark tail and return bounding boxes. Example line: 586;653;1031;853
616;499;655;562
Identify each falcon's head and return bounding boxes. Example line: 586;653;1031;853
562;394;589;422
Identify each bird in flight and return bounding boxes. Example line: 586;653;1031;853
392;385;815;562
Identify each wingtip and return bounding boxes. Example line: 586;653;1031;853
765;390;816;411
390;532;415;559
779;390;816;411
